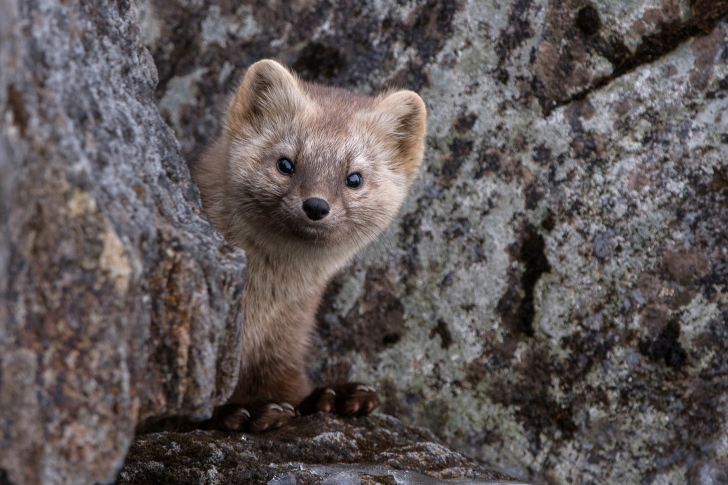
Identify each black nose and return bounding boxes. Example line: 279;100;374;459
302;197;330;221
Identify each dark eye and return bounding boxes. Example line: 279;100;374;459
277;158;295;175
345;172;363;189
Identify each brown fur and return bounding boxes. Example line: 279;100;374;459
192;60;426;428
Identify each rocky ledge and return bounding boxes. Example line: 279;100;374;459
117;414;523;484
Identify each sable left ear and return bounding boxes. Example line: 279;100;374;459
367;90;427;180
227;60;305;136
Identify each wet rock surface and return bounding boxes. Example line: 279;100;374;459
138;0;728;483
117;414;520;484
0;0;245;483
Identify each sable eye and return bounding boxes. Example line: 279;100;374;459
277;158;295;175
345;172;363;189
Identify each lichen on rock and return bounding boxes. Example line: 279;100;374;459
3;0;727;483
117;414;519;484
137;0;728;483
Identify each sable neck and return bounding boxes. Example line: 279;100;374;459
241;239;351;330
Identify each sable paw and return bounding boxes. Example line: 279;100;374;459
298;383;378;417
247;402;296;433
206;401;295;433
205;403;251;431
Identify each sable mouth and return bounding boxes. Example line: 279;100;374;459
282;219;333;243
267;200;337;244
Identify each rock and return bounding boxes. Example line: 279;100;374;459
117;413;521;484
0;0;245;484
137;0;728;483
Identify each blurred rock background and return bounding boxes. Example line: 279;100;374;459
136;0;728;483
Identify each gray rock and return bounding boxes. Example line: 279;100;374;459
116;413;521;484
0;0;245;484
137;0;728;483
4;0;728;483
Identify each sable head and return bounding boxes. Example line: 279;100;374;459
221;60;426;255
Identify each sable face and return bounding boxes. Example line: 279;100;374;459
226;113;402;250
222;60;427;254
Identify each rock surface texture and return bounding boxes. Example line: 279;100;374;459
137;0;728;483
118;414;520;484
0;0;246;484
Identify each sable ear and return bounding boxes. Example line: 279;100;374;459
368;90;427;180
227;60;304;135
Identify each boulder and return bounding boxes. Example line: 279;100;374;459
137;0;728;483
0;0;246;483
118;414;521;484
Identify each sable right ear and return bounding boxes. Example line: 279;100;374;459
366;90;427;181
227;60;304;135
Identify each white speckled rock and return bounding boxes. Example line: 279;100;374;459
136;0;728;483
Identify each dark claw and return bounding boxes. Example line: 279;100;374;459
297;382;378;417
205;401;294;433
203;403;252;431
247;402;295;433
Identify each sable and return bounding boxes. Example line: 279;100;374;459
192;60;426;432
